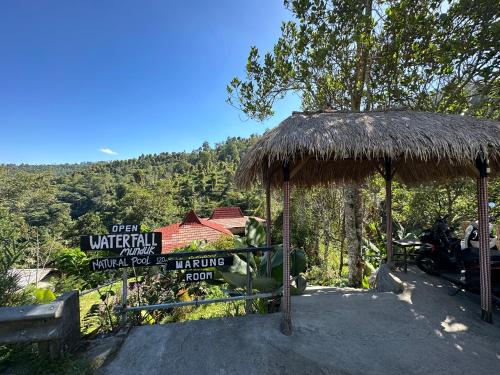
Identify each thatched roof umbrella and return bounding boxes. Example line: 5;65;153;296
235;110;500;334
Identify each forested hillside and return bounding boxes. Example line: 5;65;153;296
1;134;498;279
0;136;265;267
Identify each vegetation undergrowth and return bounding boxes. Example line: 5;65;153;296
0;344;92;375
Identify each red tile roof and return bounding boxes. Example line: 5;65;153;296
155;210;232;253
209;216;265;234
182;210;202;225
208;207;264;234
210;207;244;219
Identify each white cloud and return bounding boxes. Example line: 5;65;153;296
100;148;118;155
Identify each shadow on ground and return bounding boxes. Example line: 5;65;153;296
101;267;500;375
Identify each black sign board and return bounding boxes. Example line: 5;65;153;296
184;271;214;282
109;223;140;234
89;255;234;272
81;232;162;256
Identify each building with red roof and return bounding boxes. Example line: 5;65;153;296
155;210;232;253
208;207;264;235
154;207;264;253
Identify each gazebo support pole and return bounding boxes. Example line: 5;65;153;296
476;158;492;323
266;179;272;277
384;158;393;264
281;163;292;335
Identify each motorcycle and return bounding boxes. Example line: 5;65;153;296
415;216;462;276
415;213;500;295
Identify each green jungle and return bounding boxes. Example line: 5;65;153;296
1;136;499;336
0;0;499;372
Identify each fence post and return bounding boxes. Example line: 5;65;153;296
121;270;128;325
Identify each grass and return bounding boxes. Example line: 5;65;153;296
79;281;122;336
0;344;93;375
182;300;246;321
0;281;125;374
1;281;249;374
155;285;247;324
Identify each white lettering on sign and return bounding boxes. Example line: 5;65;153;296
131;256;151;267
185;271;214;282
111;224;139;233
84;233;160;252
123;234;130;248
156;256;167;265
90;236;101;250
89;255;232;272
116;235;122;248
137;235;145;247
91;257;130;271
171;257;232;270
119;246;157;256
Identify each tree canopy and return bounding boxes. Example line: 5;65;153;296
227;0;499;286
228;0;499;119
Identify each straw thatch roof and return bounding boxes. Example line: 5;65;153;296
235;110;500;188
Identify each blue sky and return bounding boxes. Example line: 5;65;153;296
0;1;301;164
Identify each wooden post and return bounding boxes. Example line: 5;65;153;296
281;163;292;335
266;179;272;277
384;158;393;264
476;158;492;323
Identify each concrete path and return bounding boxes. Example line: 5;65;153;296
102;267;500;375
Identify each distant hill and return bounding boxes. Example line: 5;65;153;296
0;136;264;248
1;162;95;175
1;135;259;178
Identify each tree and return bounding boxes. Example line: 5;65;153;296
66;211;108;247
114;184;179;229
227;0;499;286
0;208;30;306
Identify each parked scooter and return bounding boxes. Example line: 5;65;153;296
415;210;500;294
461;208;497;251
415;216;462;276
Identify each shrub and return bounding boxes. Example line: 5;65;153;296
53;248;108;291
0;243;32;307
306;265;348;287
208;235;235;250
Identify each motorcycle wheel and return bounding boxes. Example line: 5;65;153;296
416;253;440;276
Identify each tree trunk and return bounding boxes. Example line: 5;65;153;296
344;0;372;287
338;211;345;276
314;226;320;266
265;179;272;277
323;230;329;272
345;185;363;286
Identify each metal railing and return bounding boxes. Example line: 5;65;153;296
117;246;280;322
80;279;119;296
